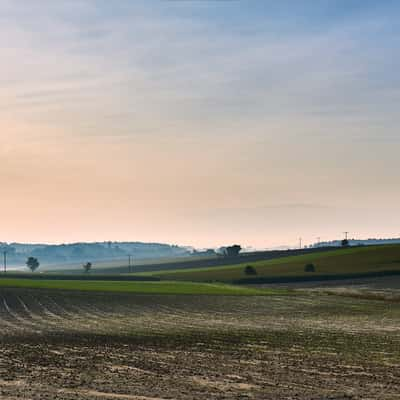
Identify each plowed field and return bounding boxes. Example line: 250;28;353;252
0;288;399;399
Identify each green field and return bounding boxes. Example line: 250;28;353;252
142;244;400;282
0;278;272;295
46;253;219;273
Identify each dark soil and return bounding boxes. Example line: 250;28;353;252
0;288;398;399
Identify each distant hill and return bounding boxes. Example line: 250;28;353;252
0;241;191;267
312;238;400;248
146;244;400;283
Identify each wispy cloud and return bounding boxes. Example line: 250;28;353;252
1;1;399;136
1;1;400;246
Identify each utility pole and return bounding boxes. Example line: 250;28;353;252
299;238;302;249
3;251;6;274
343;232;349;240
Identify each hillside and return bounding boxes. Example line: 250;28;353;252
56;246;338;274
145;244;400;283
0;241;190;267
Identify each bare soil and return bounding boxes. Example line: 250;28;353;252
0;288;399;399
254;274;400;290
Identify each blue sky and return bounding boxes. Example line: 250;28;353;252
1;1;399;247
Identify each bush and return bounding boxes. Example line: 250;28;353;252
244;265;257;275
304;263;316;272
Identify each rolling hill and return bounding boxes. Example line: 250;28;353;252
142;244;400;283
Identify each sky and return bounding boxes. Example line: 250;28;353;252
1;0;400;249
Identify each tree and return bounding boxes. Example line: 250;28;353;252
26;257;40;272
341;239;349;247
225;244;242;257
304;263;316;272
83;262;92;273
244;265;257;275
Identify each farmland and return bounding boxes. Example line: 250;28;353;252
146;244;400;283
0;279;269;296
0;286;399;399
1;245;400;399
48;246;334;275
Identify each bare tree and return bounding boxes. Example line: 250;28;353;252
83;262;92;273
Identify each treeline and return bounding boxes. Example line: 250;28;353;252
313;238;400;248
0;241;190;266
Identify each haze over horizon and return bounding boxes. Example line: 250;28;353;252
1;1;400;249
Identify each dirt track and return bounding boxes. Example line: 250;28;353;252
255;274;400;290
0;288;399;399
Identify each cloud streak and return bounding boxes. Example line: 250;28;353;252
0;1;399;246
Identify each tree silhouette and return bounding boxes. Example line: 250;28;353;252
225;245;242;257
26;257;40;272
341;239;349;247
83;262;92;273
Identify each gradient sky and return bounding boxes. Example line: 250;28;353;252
1;1;400;248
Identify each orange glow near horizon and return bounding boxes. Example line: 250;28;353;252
1;2;400;248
